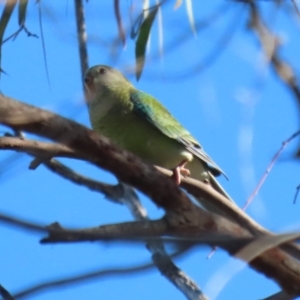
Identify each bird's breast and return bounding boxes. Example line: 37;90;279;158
90;107;191;169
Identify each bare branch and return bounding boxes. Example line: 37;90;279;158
151;249;208;300
14;262;159;300
291;0;300;19
43;163;206;298
248;2;300;156
0;94;193;212
2;129;300;262
13;246;191;300
74;0;89;93
262;290;294;300
46;160;134;204
243;130;300;210
0;136;277;237
0;284;15;300
1;95;300;295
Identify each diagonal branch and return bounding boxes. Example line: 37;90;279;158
43;163;206;299
248;2;300;106
0;94;195;213
0;136;206;299
2;95;300;295
2;134;300;261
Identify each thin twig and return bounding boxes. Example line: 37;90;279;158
44;159;131;204
294;184;300;204
74;0;89;94
37;1;50;86
248;2;300;110
243;130;300;210
12;245;191;300
291;0;300;19
14;262;159;300
2;25;38;45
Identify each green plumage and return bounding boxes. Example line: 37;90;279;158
85;65;235;215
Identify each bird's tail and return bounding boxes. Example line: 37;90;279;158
191;172;238;218
208;171;234;203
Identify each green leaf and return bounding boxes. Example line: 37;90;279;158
135;6;158;81
185;0;196;36
18;0;28;26
0;0;17;72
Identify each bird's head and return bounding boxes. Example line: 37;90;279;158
84;65;131;101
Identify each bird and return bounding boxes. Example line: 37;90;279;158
84;65;235;215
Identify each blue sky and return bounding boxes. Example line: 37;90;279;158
1;1;300;299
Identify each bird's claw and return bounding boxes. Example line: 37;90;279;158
171;160;190;185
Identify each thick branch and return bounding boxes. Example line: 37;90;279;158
2;134;300;262
0;125;207;299
0;137;283;238
1;95;300;295
0;94;191;212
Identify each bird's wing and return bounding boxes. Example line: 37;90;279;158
130;90;226;177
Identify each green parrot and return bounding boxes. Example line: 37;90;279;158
84;65;235;214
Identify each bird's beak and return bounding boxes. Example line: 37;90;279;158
84;73;95;105
84;73;94;91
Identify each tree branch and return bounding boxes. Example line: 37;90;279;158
0;138;206;299
1;95;300;296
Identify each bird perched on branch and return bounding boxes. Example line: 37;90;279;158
84;65;235;214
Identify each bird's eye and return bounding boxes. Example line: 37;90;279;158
98;68;106;74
